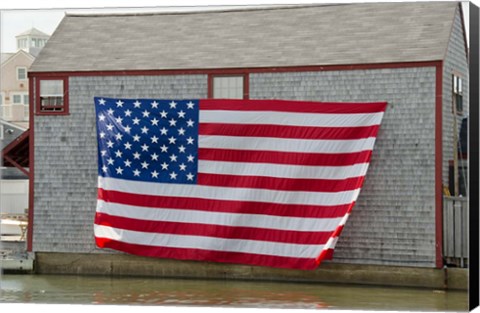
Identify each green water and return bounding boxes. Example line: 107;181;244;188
0;274;469;311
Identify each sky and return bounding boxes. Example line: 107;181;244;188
1;0;477;54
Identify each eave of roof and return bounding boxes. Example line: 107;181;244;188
29;1;460;73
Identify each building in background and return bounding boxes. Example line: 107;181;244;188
1;28;50;125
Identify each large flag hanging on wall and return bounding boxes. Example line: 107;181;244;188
93;97;387;270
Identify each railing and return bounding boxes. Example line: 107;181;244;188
443;196;468;267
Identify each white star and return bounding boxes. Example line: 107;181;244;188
124;142;132;150
150;135;159;143
160;145;169;153
168;136;177;144
106;140;114;148
169;101;177;109
141;144;149;152
107;108;114;115
151;101;159;109
160;110;168;118
115;116;123;124
133;134;141;142
98;98;106;105
107;158;114;165
106;124;114;131
141;161;149;169
186;173;195;181
160;127;168;135
186;119;195;127
98;114;106;121
170;154;178;162
178;145;186;153
169;171;178;180
133;169;141;177
102;165;108;173
124;125;131;133
116;100;124;108
133;100;142;108
99;132;106;139
124;109;132;117
151;153;159;161
151;118;159;126
151;170;159;178
115;167;124;175
115;133;123;141
186;101;195;109
169;119;177;127
115;150;123;158
142;110;150;118
187;154;195;162
100;150;107;156
186;137;195;145
133;152;141;159
161;162;169;170
141;126;149;134
124;159;132;167
132;117;140;125
179;163;187;171
178;128;186;136
177;110;186;118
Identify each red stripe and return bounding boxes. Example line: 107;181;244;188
316;248;335;264
199;123;380;140
95;213;334;245
197;173;365;193
200;99;387;114
199;148;372;166
95;237;319;270
98;188;353;219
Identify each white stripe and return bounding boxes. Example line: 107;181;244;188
199;136;376;154
98;176;360;206
200;110;384;127
94;224;324;259
96;200;344;232
199;160;369;180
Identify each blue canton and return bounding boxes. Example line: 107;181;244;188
94;97;199;184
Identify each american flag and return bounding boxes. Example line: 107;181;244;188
94;97;386;270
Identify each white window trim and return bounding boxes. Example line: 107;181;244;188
11;92;29;105
17;67;27;81
212;75;245;99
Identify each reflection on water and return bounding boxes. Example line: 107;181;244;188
0;274;468;311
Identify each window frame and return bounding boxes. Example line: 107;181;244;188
35;77;69;116
208;73;249;99
17;67;27;81
452;73;463;115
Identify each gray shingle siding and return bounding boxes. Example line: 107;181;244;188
442;7;469;190
34;68;437;267
251;67;437;267
33;75;207;252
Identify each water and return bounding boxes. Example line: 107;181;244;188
0;274;469;311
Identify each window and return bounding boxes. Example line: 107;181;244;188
37;78;68;114
11;92;28;104
13;95;22;104
212;75;246;99
452;74;463;114
17;67;27;80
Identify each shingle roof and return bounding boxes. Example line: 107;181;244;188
29;2;460;73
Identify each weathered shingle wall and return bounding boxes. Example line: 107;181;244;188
33;75;207;252
442;7;469;191
250;67;437;267
33;67;438;268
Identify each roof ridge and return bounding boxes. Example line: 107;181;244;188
64;3;348;18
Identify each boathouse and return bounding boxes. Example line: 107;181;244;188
23;2;469;287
